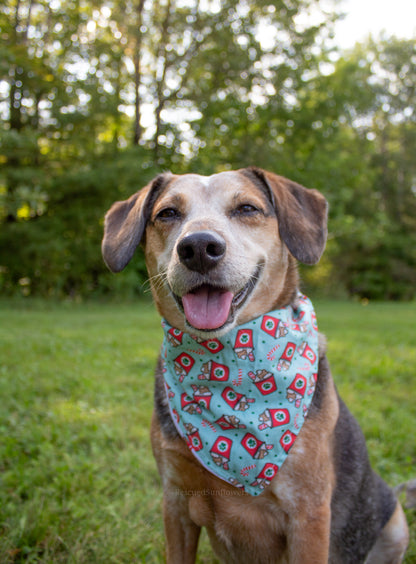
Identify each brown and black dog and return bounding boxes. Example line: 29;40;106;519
102;168;409;563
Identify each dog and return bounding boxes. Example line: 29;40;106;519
102;168;409;563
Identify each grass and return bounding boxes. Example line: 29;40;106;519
0;298;415;563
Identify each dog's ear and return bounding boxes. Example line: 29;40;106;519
246;168;328;265
102;173;172;272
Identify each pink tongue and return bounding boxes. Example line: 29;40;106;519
182;287;234;330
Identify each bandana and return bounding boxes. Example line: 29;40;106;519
161;294;318;496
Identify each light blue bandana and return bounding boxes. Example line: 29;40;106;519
161;294;318;496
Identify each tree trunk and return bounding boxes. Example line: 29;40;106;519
133;0;146;145
153;0;173;159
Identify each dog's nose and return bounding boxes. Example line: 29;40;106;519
177;231;226;274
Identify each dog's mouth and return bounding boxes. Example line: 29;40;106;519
173;266;261;332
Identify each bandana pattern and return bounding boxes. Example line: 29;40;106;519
161;294;318;496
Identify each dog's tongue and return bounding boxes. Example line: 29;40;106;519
182;287;233;330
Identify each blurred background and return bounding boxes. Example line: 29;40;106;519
1;0;415;302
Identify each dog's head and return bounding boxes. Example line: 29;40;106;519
102;168;327;336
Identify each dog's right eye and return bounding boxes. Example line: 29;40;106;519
156;208;180;221
232;204;261;217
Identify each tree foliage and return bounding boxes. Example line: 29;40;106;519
0;0;415;299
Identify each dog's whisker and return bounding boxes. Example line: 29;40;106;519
142;270;168;294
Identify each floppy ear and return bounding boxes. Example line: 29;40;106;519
246;168;328;265
102;173;172;272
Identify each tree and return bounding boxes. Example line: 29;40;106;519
1;0;415;300
318;39;416;299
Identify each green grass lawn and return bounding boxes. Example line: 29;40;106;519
0;298;415;563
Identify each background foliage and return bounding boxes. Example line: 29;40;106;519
1;0;415;300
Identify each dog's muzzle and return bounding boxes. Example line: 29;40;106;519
175;230;233;331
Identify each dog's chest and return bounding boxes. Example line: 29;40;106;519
188;481;290;562
163;425;319;562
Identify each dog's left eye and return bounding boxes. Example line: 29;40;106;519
233;204;260;216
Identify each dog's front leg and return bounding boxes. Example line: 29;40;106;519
151;412;201;563
163;489;201;564
287;503;331;564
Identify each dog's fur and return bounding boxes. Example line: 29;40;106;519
102;168;409;563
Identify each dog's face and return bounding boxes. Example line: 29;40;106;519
102;167;327;336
